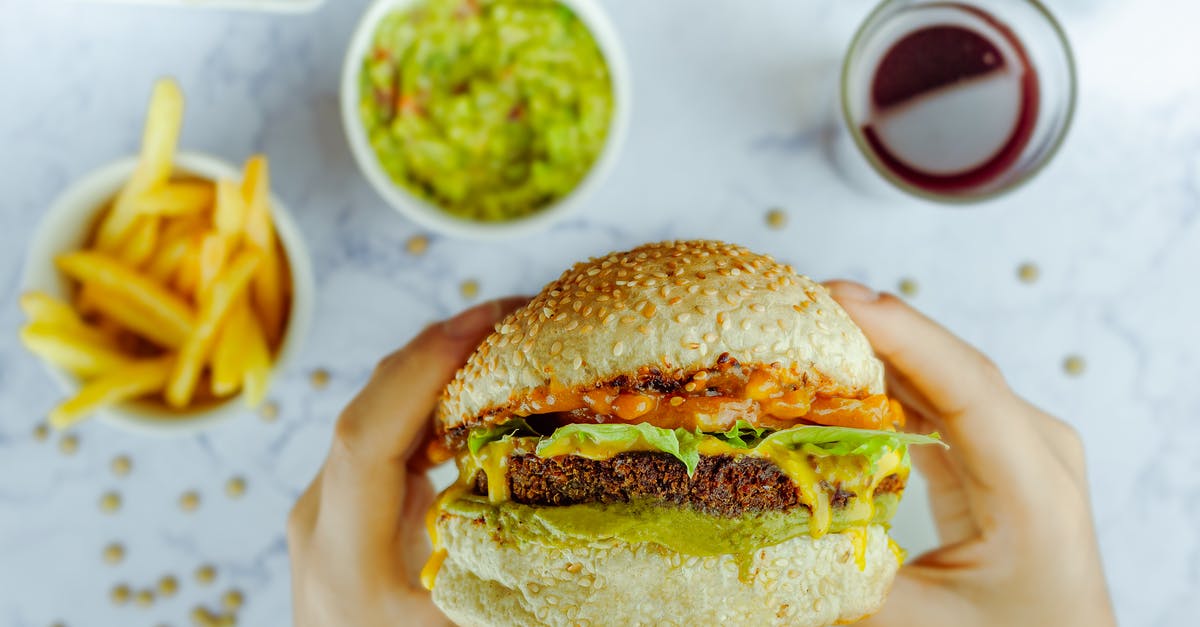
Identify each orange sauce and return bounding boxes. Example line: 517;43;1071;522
508;366;902;432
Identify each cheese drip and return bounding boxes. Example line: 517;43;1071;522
463;435;908;538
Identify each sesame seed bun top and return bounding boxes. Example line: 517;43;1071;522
436;240;884;433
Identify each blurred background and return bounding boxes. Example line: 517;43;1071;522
2;0;1198;625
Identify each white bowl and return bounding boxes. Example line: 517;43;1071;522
340;0;631;240
21;152;316;436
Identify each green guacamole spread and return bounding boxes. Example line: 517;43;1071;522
442;493;899;557
359;0;614;221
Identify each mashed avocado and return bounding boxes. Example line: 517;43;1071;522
359;0;614;221
442;493;900;557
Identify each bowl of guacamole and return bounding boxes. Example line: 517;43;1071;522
342;0;629;238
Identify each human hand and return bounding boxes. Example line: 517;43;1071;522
287;298;527;627
825;282;1116;627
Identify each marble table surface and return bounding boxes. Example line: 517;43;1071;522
2;0;1198;625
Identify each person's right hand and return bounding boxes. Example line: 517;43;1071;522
825;281;1117;627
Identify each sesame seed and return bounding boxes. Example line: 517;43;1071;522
602;313;616;325
642;303;657;318
179;490;200;512
259;401;279;422
549;341;563;356
103;542;124;564
703;332;718;343
99;491;121;514
309;369;331;389
111;584;131;606
225;476;246;499
669;397;685;407
58;434;79;456
675;313;691;324
669;297;682;305
195;564;217;585
405;235;428;255
612;342;625;356
1018;262;1040;283
158;575;179;597
222;589;244;611
749;303;766;313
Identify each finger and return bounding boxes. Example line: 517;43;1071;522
904;407;979;546
857;565;976;627
400;472;436;587
316;297;529;575
287;464;323;549
336;296;530;462
825;281;1045;506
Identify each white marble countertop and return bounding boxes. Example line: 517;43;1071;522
2;0;1198;625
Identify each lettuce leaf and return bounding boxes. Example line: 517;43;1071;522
469;420;945;476
467;417;536;455
759;425;945;468
535;422;704;476
717;420;768;448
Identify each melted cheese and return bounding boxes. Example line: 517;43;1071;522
758;442;831;538
847;526;868;571
421;484;466;590
463;437;908;540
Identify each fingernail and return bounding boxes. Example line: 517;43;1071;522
828;281;880;303
441;301;503;339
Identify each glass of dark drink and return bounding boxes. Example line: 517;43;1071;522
840;0;1076;203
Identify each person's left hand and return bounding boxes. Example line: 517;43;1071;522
287;298;527;627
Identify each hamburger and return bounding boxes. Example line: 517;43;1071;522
424;240;942;626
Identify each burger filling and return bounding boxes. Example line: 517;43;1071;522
425;360;944;589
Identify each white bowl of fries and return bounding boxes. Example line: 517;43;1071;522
19;79;314;435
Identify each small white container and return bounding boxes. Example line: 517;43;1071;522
340;0;632;240
21;152;316;436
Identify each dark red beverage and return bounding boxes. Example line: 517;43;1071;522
855;4;1041;196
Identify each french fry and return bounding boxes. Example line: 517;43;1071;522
196;232;230;302
49;356;174;430
145;232;192;284
210;298;250;397
172;237;205;296
95;79;184;251
241;305;271;408
166;250;261;408
19;292;116;348
132;181;215;216
214;179;247;237
20;323;132;379
56;251;196;345
77;283;190;348
117;215;160;268
242;155;286;346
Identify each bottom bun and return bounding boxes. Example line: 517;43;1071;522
431;511;900;627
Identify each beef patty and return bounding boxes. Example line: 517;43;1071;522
470;451;905;518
